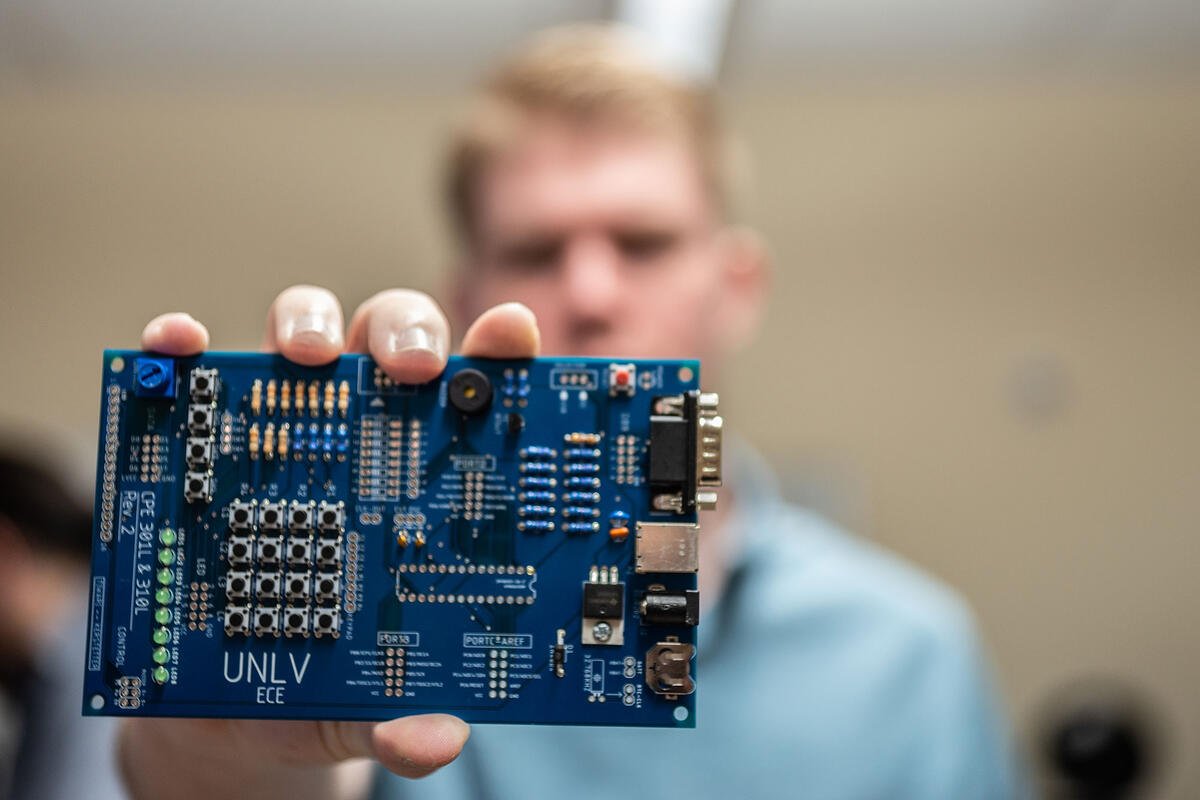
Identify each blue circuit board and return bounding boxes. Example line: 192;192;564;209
83;351;722;726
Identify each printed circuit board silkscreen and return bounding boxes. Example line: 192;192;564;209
84;351;722;727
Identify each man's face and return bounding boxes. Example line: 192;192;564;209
457;117;752;369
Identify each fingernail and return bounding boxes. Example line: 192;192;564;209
385;324;446;361
284;313;341;348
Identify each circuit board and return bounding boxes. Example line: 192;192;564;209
83;351;721;727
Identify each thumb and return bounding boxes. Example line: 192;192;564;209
319;715;470;779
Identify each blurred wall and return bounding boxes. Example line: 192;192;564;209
2;76;1198;795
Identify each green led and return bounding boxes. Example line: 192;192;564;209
152;666;169;685
154;607;171;625
156;567;173;586
154;588;173;605
157;549;174;566
159;528;177;547
152;647;170;665
152;627;170;646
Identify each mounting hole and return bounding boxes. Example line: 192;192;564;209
90;693;106;710
677;366;694;383
673;706;689;722
110;357;125;373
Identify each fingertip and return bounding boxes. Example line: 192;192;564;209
348;290;451;384
265;286;346;366
141;313;209;356
372;715;469;779
373;342;446;386
460;302;541;359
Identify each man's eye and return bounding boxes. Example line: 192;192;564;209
616;232;677;261
498;240;562;272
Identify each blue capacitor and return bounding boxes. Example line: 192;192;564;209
609;510;631;526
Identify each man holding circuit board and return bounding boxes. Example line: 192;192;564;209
117;24;1023;800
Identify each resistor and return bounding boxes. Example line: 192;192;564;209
520;461;556;474
519;491;556;503
308;382;319;417
519;476;557;489
307;423;320;458
518;505;555;518
248;423;260;460
563;521;599;534
294;380;305;414
564;491;600;504
337;380;350;417
250;379;262;415
565;476;600;489
520;446;557;459
565;432;601;445
518;520;555;533
322;423;333;462
323;381;334;417
266;379;277;415
262;422;275;460
563;462;599;474
564;448;600;460
564;506;599;519
277;423;290;460
336;423;348;461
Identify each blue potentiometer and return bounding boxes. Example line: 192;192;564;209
133;357;176;398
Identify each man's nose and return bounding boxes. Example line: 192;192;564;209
560;234;622;320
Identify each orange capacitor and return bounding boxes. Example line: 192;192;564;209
608;526;629;541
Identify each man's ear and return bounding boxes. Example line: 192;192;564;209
713;225;770;357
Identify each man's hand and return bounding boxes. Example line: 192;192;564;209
122;285;540;800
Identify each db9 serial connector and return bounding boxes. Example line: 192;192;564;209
647;391;722;514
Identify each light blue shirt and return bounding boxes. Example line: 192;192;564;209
375;450;1026;800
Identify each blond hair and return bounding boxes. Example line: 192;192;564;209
445;24;741;239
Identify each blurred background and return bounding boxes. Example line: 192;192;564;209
1;0;1197;796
